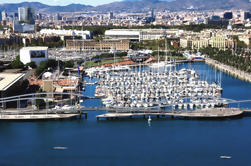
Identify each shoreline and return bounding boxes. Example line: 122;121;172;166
205;58;251;83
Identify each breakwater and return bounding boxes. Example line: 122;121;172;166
205;58;251;83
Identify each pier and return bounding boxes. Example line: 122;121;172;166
96;108;244;120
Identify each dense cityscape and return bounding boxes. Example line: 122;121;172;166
1;0;251;165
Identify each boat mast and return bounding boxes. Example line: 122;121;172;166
158;45;160;73
165;38;167;73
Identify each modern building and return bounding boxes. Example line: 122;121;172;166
144;9;155;23
40;29;93;39
1;11;7;21
105;29;140;41
54;13;62;21
109;12;114;19
0;73;25;98
206;16;229;26
66;40;130;51
18;7;35;24
36;13;43;20
20;47;48;65
223;12;233;20
13;20;35;33
243;11;251;20
105;29;181;41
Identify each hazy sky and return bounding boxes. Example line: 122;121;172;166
0;0;122;6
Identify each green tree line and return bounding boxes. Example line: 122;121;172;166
200;47;251;73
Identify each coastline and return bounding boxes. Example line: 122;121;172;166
205;58;251;83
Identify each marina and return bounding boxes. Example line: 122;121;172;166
2;62;251;166
95;67;224;109
1;61;250;121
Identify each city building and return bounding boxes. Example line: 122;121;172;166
66;39;130;51
0;73;25;98
20;46;48;65
109;12;114;19
239;35;251;46
1;11;7;21
54;13;62;21
13;20;35;33
40;29;93;39
191;38;209;50
105;29;181;41
223;12;233;20
241;11;251;20
180;37;192;48
18;7;35;24
206;16;229;26
209;35;234;50
105;29;140;41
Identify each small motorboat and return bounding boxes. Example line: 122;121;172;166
53;147;68;150
148;116;152;123
220;156;232;159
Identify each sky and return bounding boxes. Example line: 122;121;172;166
0;0;123;6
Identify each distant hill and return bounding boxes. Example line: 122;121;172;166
0;0;251;14
95;0;251;12
0;2;92;13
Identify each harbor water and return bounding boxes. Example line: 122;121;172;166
1;62;251;166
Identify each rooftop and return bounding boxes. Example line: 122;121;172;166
0;73;25;91
20;47;48;51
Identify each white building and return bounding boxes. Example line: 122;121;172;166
105;29;182;41
40;29;93;39
20;47;48;66
105;29;140;41
0;73;25;98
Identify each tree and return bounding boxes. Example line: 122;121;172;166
35;59;57;77
10;56;24;69
63;60;74;68
25;61;37;69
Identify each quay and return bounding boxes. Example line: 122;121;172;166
0;109;87;120
0;113;81;120
205;58;251;83
2;107;251;121
96;108;244;120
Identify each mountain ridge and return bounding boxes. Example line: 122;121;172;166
0;0;251;13
0;2;92;13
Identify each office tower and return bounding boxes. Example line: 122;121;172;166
109;12;114;19
223;12;233;19
1;11;7;21
18;7;35;24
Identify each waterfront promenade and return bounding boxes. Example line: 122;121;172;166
205;58;251;82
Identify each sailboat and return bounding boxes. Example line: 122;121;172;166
150;45;166;68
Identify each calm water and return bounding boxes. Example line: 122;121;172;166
1;62;251;166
